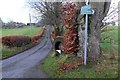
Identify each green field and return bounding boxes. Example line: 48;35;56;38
1;26;43;59
1;26;41;38
41;26;119;78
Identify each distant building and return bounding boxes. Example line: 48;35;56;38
27;23;36;26
16;22;26;28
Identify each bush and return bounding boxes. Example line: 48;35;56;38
2;36;32;47
2;27;45;47
2;21;26;29
31;28;45;41
31;34;42;41
61;3;79;54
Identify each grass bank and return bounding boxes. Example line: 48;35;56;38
1;26;41;37
1;26;43;59
41;26;119;78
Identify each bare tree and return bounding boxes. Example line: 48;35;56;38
29;1;111;63
29;2;63;35
76;2;111;63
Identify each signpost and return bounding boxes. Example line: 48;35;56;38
81;5;94;15
80;0;94;65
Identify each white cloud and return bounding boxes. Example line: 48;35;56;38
0;0;29;24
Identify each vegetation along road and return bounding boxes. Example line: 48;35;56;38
2;26;52;78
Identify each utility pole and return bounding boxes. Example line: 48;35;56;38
29;13;31;26
29;13;32;35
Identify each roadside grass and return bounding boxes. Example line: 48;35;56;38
41;26;119;78
1;41;42;59
1;26;43;59
1;26;41;38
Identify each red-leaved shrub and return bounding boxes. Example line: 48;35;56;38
31;28;45;42
2;36;32;47
2;27;45;47
61;3;80;55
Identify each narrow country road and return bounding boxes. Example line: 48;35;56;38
2;26;52;78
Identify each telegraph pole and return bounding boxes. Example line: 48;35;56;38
29;13;32;35
29;13;31;26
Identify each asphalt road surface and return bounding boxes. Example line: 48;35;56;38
2;26;52;78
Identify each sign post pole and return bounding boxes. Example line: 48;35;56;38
80;0;94;65
84;13;88;65
84;0;88;65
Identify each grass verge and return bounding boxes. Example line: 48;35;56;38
1;26;41;37
1;27;43;59
41;26;119;78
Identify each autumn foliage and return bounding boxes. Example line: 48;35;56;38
31;28;45;43
2;36;32;47
2;28;45;47
59;60;83;71
61;3;79;55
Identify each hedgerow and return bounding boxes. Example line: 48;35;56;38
2;28;45;47
2;36;32;47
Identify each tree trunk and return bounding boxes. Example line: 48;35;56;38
77;2;111;63
54;27;61;36
87;2;111;62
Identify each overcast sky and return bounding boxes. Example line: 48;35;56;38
0;0;119;24
0;0;29;24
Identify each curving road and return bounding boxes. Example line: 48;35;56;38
1;26;52;78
